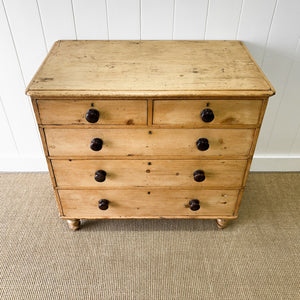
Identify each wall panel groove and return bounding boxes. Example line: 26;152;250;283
266;39;300;154
205;0;243;40
238;0;277;65
37;0;76;49
234;0;244;39
256;0;300;156
0;96;18;155
70;0;78;40
0;0;44;157
72;0;108;39
35;0;48;52
203;0;210;39
172;0;175;39
105;0;110;39
260;0;278;67
2;0;26;86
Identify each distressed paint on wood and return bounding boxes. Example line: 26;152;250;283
26;40;274;97
59;189;239;218
153;100;263;126
52;159;248;188
37;99;147;125
44;128;255;157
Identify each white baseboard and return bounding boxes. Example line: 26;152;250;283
250;155;300;171
0;155;299;172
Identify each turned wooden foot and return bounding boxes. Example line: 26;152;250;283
67;219;81;231
216;218;230;229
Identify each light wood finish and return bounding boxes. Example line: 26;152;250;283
66;219;80;231
37;100;147;125
26;40;275;98
52;159;247;188
44;128;255;157
59;189;239;219
41;124;263;129
147;99;153;126
216;218;231;229
28;90;275;99
27;40;275;229
153;100;262;126
35;121;63;216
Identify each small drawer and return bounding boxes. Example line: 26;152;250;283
37;100;147;125
52;159;247;188
153;100;262;126
58;189;239;218
45;128;254;157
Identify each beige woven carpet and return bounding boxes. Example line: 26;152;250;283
0;172;299;299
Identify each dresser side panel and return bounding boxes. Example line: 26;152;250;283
32;99;64;216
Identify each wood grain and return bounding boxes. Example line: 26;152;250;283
153;99;263;126
29;90;274;99
58;189;239;218
25;40;275;228
26;40;275;98
37;99;147;125
36;124;64;216
52;159;247;188
44;128;255;157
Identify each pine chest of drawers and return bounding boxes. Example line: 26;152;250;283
26;40;275;230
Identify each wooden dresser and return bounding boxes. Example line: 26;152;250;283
26;40;275;230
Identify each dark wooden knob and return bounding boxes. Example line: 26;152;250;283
189;199;200;211
201;108;214;123
99;199;109;210
85;108;100;123
196;138;209;151
95;170;106;182
193;170;205;182
90;138;103;151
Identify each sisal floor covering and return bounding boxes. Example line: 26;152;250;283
0;172;299;299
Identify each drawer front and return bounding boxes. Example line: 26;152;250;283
37;100;147;125
45;128;254;157
52;159;247;188
59;189;239;218
153;100;262;126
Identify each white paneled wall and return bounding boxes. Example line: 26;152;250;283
0;0;299;171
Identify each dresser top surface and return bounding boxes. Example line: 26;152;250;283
26;40;275;98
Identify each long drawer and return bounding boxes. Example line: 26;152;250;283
52;159;247;188
37;100;147;125
58;189;239;218
45;128;255;157
153;100;262;126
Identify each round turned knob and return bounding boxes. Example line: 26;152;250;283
201;108;214;123
189;199;200;211
90;138;103;151
99;199;109;210
95;170;106;182
85;108;100;123
193;170;205;182
196;138;209;151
